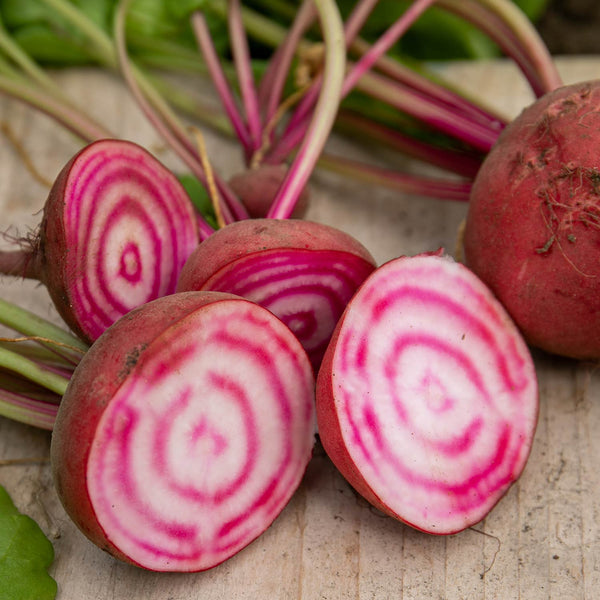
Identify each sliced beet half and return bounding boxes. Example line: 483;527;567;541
37;139;200;342
316;252;539;535
51;291;316;571
176;218;377;371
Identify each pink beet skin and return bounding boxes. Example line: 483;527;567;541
176;219;377;370
316;253;538;535
464;81;600;359
51;291;315;572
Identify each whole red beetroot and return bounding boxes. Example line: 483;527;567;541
464;81;600;360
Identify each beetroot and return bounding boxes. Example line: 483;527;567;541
0;139;199;343
176;218;377;370
228;164;309;218
463;81;600;359
51;291;315;572
316;252;538;535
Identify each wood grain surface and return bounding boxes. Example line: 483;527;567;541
0;57;599;599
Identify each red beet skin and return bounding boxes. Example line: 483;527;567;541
464;81;600;359
176;219;377;370
228;164;309;218
316;253;538;535
51;291;316;572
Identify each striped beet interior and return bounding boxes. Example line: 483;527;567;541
59;140;199;340
83;297;315;571
201;248;375;369
317;254;538;534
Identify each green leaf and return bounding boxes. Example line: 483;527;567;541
514;0;551;21
127;0;184;38
177;173;218;229
398;9;499;60
166;0;213;21
0;485;57;600
12;24;97;64
0;0;53;29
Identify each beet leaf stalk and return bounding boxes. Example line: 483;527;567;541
35;0;234;137
316;154;472;202
0;298;88;362
115;0;249;229
0;299;78;429
185;0;346;220
438;0;562;96
0;346;68;398
0;386;58;431
0;12;113;141
270;0;558;165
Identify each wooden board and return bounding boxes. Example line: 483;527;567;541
1;57;599;599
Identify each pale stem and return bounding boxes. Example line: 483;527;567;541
0;20;74;104
0;74;113;142
0;345;69;396
0;298;88;355
0;389;57;430
37;0;117;67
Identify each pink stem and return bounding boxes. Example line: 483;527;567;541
343;0;381;45
228;0;263;153
318;152;472;201
191;11;253;154
272;0;435;158
334;110;483;178
353;70;498;152
438;0;562;96
349;38;506;131
270;0;454;163
0;388;57;430
0;249;40;280
279;0;383;131
116;3;245;234
269;61;498;165
342;0;436;96
258;0;316;126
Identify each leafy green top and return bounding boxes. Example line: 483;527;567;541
0;485;57;600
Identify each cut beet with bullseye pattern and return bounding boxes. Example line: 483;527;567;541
40;139;199;342
316;253;539;535
176;219;376;371
51;291;316;571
